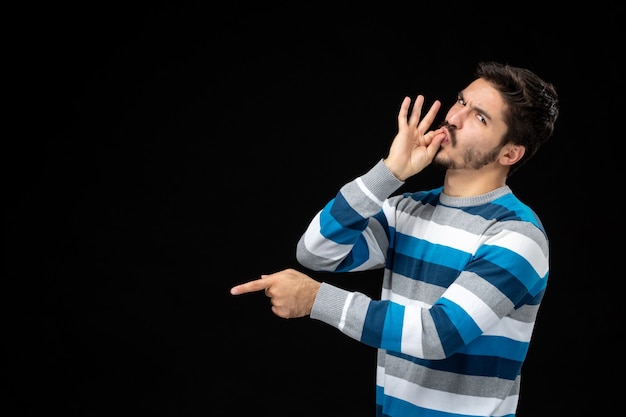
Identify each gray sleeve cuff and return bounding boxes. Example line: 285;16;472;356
310;282;351;327
360;159;405;201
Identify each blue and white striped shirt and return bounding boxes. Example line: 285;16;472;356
296;159;549;417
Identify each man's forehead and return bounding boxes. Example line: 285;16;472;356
462;79;506;113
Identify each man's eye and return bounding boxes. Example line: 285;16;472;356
477;115;486;124
457;97;466;105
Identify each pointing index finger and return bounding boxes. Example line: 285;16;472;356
230;278;269;295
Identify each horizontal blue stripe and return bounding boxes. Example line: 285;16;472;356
381;302;404;353
372;209;390;240
394;231;472;272
389;251;460;287
434;298;482;348
429;303;466;356
387;350;522;380
494;193;545;232
459;200;519;222
362;300;390;348
518;284;545;307
404;188;443;206
457;335;530;362
476;244;543;292
332;234;371;272
319;196;368;244
468;254;545;305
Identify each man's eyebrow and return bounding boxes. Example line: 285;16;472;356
459;89;494;122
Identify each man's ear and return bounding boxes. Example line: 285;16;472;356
499;144;526;166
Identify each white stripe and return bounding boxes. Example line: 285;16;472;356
444;284;535;341
338;292;354;331
388;291;432;309
303;212;351;261
380;372;517;415
395;212;484;253
303;211;386;270
488;229;548;276
400;304;425;357
483;316;535;342
395;211;549;278
356;177;384;206
492;393;521;416
443;283;498;332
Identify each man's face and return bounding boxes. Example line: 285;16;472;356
434;78;509;171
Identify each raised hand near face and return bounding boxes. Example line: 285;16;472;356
384;95;446;181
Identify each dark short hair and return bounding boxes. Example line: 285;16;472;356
475;62;559;176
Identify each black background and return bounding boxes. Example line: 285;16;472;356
5;3;621;416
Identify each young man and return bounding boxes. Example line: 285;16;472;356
231;61;559;416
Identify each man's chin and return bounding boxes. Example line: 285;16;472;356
433;155;451;170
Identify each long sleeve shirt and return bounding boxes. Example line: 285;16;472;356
296;159;549;417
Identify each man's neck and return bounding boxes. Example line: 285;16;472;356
442;168;508;197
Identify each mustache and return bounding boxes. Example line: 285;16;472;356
438;120;453;130
438;121;456;144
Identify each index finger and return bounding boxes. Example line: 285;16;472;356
230;278;268;295
418;99;441;131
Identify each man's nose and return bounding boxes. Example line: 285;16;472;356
446;108;466;128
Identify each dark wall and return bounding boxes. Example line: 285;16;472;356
6;3;619;416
